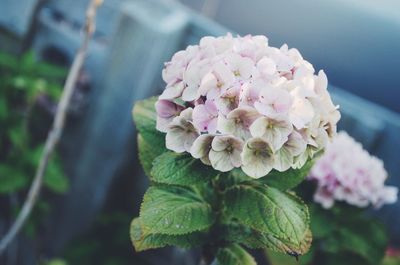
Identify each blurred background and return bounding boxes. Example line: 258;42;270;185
0;0;399;264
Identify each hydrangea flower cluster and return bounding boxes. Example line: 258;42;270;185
308;131;398;209
156;34;340;178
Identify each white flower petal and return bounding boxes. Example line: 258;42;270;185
166;127;186;153
241;137;274;178
190;134;214;159
209;149;234;172
249;117;292;151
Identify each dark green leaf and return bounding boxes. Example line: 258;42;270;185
225;223;312;256
130;217;207;251
151;151;218;186
216;244;256;265
137;134;167;177
224;183;311;254
140;185;215;235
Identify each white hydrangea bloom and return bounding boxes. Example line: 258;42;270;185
308;131;398;209
156;34;340;178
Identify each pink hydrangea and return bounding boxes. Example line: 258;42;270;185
308;131;398;209
156;34;341;178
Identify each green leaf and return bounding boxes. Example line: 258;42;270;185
137;134;167;177
224;183;311;255
151;151;218;186
216;244;257;265
130;217;207;251
260;160;314;191
140;185;215;235
0;164;29;193
225;223;312;256
133;97;165;147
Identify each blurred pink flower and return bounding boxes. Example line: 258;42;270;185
308;131;398;209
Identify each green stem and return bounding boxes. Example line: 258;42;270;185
200;174;229;264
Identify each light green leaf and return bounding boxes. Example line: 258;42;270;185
216;244;257;265
140;185;215;235
151;151;218;186
260;160;314;191
137;134;167;177
132;97;165;147
130;217;207;251
224;183;311;255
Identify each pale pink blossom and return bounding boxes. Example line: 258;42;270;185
192;100;218;133
156;34;340;175
249;116;293;151
239;81;260;107
155;100;185;132
218;106;259;141
254;86;292;118
216;84;241;115
166;108;199;153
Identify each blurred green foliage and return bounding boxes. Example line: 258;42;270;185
0;50;69;232
267;180;390;265
267;202;389;265
382;255;400;265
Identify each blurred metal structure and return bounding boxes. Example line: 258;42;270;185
0;0;39;36
0;0;399;263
